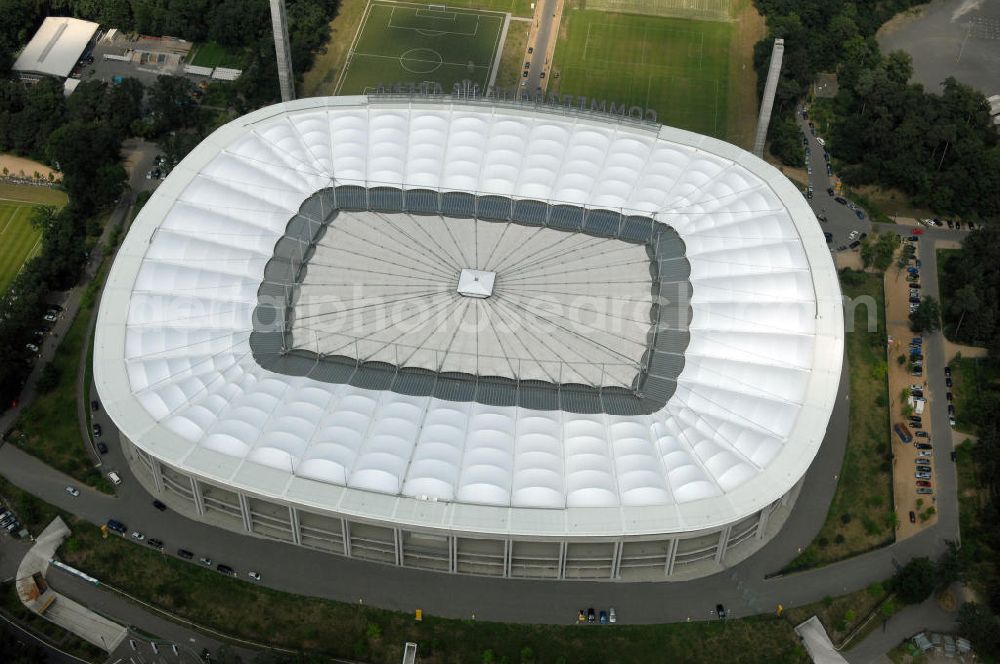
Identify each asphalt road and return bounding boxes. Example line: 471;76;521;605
796;112;873;249
523;0;559;96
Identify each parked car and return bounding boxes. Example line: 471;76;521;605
916;472;931;479
916;480;932;488
599;610;609;624
917;488;934;495
918;450;932;457
131;531;145;541
147;538;163;549
199;557;213;566
152;500;167;511
25;343;39;353
107;519;127;534
217;564;236;577
91;400;100;411
587;607;596;623
609;607;617;624
97;442;108;454
107;471;121;485
43;313;57;322
249;571;261;581
65;486;79;497
948;404;956;415
946;392;953;401
916;465;931;473
915;431;929;438
915;443;932;450
909;510;916;523
834;196;847;205
92;424;102;437
944;366;952;377
177;549;194;559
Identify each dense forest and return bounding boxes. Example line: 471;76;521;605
753;0;1000;220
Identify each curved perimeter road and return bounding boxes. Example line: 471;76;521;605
0;345;956;626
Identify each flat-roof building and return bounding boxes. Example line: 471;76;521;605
13;17;98;81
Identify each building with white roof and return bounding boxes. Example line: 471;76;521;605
95;95;843;581
12;17;98;81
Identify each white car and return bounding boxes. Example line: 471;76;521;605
43;314;57;322
848;230;859;240
25;343;39;353
609;607;617;623
248;571;261;581
816;137;826;147
131;531;145;541
917;450;932;457
65;486;79;497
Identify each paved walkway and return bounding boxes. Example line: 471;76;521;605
844;591;959;663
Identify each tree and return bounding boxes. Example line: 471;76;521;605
958;603;1000;657
951;284;980;338
910;296;942;333
893;556;937;604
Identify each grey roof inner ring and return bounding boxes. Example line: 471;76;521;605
250;186;692;415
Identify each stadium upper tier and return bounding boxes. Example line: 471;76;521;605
95;96;843;538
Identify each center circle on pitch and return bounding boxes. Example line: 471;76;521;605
399;48;444;74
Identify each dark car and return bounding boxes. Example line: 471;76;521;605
855;210;865;220
177;549;194;559
916;465;932;473
217;564;236;576
945;366;952;377
599;610;608;624
916;431;929;438
823;151;830;162
946;392;953;402
909;510;916;523
947;220;954;228
152;500;167;512
911;389;923;398
587;607;596;623
147;538;164;549
915;443;932;450
946;377;953;388
834;196;847;205
849;240;860;249
90;400;100;411
97;442;108;454
910;283;921;289
826;187;834;196
92;424;102;437
824;232;833;243
107;519;127;534
948;404;956;415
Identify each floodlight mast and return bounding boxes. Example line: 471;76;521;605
270;0;296;102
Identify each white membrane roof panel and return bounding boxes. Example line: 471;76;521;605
94;97;843;538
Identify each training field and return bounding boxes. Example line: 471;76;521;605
551;11;732;138
0;201;42;294
581;0;733;21
337;1;506;95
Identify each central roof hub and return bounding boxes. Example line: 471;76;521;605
457;268;496;299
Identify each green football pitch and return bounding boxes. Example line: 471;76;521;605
551;11;732;138
0;201;42;295
337;1;506;95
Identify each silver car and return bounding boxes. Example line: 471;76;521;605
915;472;931;479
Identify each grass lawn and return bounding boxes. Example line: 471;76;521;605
581;0;734;21
550;9;732;138
0;201;42;295
947;356;1000;437
784;582;896;648
495;18;530;89
784;270;894;572
337;1;505;95
0;183;68;206
187;41;244;69
13;259;114;494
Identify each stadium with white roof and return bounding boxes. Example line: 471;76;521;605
95;95;843;581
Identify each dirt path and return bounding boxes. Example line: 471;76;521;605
0;154;60;181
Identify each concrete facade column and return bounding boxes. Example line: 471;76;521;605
558;541;567;579
342;520;352;557
393;528;402;566
503;539;512;578
289;506;301;545
715;525;732;564
610;540;623;579
665;538;677;577
190;477;205;516
756;505;772;540
150;458;164;494
237;492;252;533
449;536;457;573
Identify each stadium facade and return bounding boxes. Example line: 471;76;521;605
95;95;843;581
